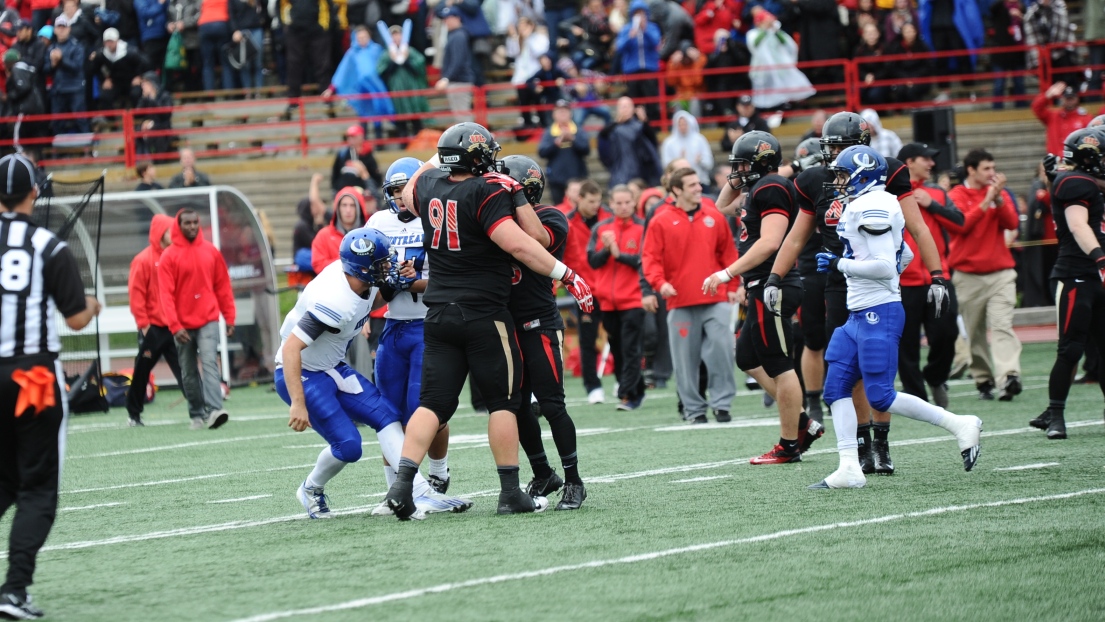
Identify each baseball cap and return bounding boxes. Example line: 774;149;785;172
3;49;19;65
0;154;37;197
438;5;461;18
1062;85;1079;98
141;70;160;84
345;125;365;138
554;99;571;109
737;94;754;106
103;27;120;42
16;20;32;30
38;25;53;39
897;142;940;161
53;14;71;27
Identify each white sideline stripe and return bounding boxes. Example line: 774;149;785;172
281;427;626;451
671;475;731;484
60;502;126;512
208;494;273;504
994;462;1060;471
949;382;1047;398
69;433;292;459
654;418;779;432
230;487;1105;622
62;463;316;495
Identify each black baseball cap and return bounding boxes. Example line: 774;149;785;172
897;142;939;161
1062;85;1079;98
0;153;36;196
737;95;754;106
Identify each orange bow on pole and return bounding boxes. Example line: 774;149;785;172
12;366;56;418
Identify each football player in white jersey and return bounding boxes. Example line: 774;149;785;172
367;158;454;509
275;228;472;518
810;146;982;489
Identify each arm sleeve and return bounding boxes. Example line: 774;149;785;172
1031;91;1051;124
794;170;818;215
291;311;330;345
211;250;237;325
641;220;667;290
587;224;611;268
836;230;900;281
927;188;965;227
128;256;150;328
44;245;87;318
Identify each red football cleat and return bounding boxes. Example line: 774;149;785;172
750;444;802;465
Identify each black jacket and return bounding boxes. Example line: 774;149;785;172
230;0;267;31
330;145;382;191
135;87;174;153
4;61;46;116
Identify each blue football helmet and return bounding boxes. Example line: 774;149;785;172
826;145;887;202
339;227;394;285
383;157;424;213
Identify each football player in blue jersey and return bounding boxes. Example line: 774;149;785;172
276;228;472;518
810;146;982;489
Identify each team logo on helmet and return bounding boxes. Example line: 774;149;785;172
1084;135;1101;148
754;141;776;161
528;166;543;179
350;238;375;256
858;121;869;131
852;151;877;170
797;146;809;157
470;132;487;144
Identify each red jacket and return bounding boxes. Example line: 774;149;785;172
945;183;1019;274
900;182;957;286
642;203;738;310
1033;92;1091;157
128;214;175;330
158;211;237;333
587;215;646;311
563;206;613;286
311;188;369;275
690;0;740;53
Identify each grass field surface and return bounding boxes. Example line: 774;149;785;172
4;342;1105;621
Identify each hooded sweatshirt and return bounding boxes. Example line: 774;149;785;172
660;111;715;184
311;188;369;274
128;214;175;330
860;109;903;159
615;0;660;73
158;211;237;333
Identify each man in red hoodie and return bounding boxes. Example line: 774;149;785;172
159;209;236;430
644;167;738;423
563;180;612;403
125;214;185;427
587;185;647;410
1033;81;1091;158
946;149;1022;401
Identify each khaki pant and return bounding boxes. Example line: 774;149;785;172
951;269;1021;385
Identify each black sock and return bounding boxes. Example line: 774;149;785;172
561;451;581;484
873;422;890;443
1049;355;1077;407
544;406;578;473
528;452;553;479
805;390;823;409
798;412;810;430
857;423;872;449
1048;400;1066;418
396;457;419;486
780;437;800;454
497;465;520;492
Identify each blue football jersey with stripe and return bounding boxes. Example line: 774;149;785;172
275;262;374;372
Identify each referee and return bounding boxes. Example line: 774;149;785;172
0;154;100;621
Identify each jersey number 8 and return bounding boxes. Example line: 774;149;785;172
0;249;32;292
428;198;461;251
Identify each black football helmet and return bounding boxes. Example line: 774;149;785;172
1063;127;1105;178
820;111;871;161
728;131;781;189
793;137;824;172
1089;114;1105;128
497;154;546;205
437;122;501;176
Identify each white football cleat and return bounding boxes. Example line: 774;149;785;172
297;481;332;519
587;388;605;404
533;495;550;512
370;501;393;516
415;490;474;514
948;415;983;471
809;464;867;490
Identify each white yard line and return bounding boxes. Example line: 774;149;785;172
208;495;273;504
68;433;292;459
671;475;732;484
59;502;126;512
994;462;1060;471
230;487;1105;622
62;463;316;495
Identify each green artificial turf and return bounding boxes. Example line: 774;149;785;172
4;342;1105;621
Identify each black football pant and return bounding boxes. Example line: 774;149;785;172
514;329;578;474
574;304;604;393
602;308;646;401
0;356;66;597
126;325;184;419
898;284;959;401
1049;278;1105;407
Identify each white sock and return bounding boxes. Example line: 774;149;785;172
306;446;346;489
429;456;449;479
376;421;432;498
830;398;859;467
383;465;396;489
890;392;952;428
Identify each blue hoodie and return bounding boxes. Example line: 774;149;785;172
330;37;395;119
917;0;984;70
134;0;169;42
615;0;661;73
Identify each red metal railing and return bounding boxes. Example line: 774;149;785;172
2;39;1096;169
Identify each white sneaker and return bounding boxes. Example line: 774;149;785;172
808;463;867;489
948;415;983;471
415;490;474;514
587;388;605;404
297;481;332;519
370;501;393;516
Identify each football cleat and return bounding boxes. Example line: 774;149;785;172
977;381;995;401
526;470;564;498
858;437;875;474
750;444;802;465
949;415;983;471
998;374;1022;402
1029;409;1052;430
384;480;419;521
555;482;587;510
616;397;643;411
297;481;332;519
415;490;474;514
370;501;393;516
0;592;43;620
871;439;894;475
808;463;866;489
1046;413;1067;440
427;471;450;494
496;489;549;515
714;409;732;423
797;418;825;453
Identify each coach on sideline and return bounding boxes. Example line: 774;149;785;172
0;153;101;620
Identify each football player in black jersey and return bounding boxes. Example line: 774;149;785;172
704;131;826;465
498;155;587;510
754;111;953;475
1031;128;1105;439
383;123;594;519
791;137;827;423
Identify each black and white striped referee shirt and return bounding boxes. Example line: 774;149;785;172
0;213;86;359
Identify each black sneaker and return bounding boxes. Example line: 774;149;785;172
384;480;418;521
427;470;450;494
858;437;875;475
688;414;708;424
555;482;587;510
714;409;732;423
1046;413;1067;440
526;470;563;497
0;592;43;620
929;383;949;409
998;375;1022;402
872;439;895;475
977;380;995;401
1029;409;1052;430
497;488;548;515
797;418;825;453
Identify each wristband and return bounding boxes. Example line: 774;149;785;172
930;269;945;282
549;260;568;281
765;273;782;287
1090;247;1105;265
713;269;733;284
